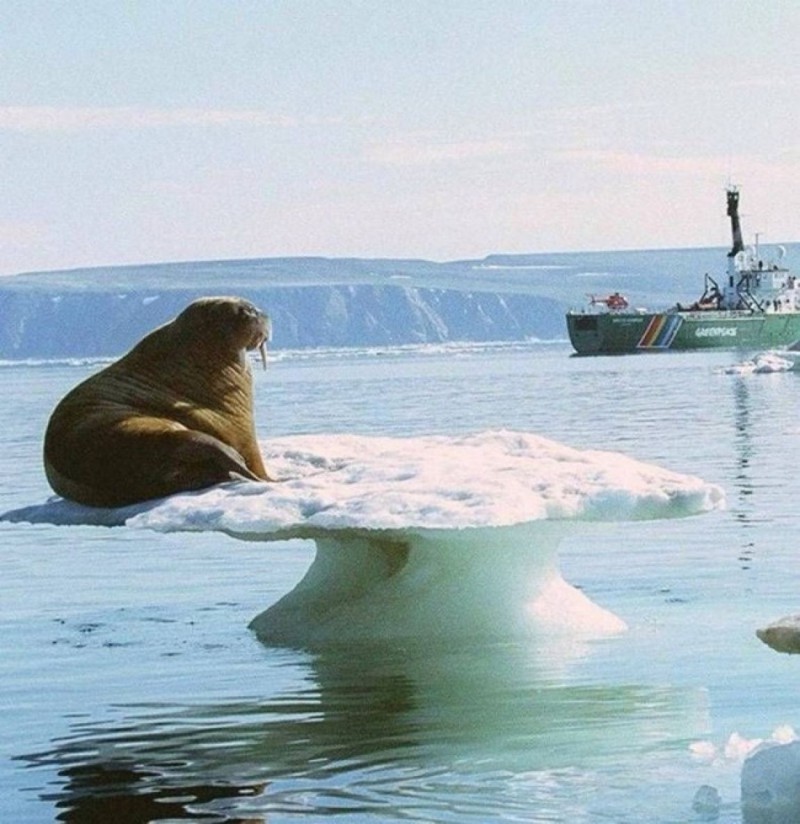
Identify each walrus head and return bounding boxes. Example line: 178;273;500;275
172;296;272;369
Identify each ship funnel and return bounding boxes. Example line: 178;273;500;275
727;186;745;258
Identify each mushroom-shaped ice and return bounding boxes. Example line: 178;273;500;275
3;431;724;647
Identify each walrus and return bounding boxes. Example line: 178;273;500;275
44;296;272;508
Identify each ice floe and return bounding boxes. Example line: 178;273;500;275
3;430;724;647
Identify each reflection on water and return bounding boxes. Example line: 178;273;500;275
732;376;754;492
726;370;800;571
732;376;757;571
36;765;265;823
21;641;707;822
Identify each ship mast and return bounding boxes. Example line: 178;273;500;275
724;185;747;298
727;186;744;259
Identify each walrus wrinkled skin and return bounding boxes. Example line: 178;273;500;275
44;296;272;508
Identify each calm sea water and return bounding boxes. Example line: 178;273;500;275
2;341;800;822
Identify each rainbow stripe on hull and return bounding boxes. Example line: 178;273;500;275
637;314;683;349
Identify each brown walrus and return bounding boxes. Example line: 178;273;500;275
44;296;272;508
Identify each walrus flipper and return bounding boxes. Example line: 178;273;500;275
165;432;265;492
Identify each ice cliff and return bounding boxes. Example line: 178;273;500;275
0;245;773;358
0;259;566;357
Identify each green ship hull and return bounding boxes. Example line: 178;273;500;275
566;187;800;356
567;309;800;356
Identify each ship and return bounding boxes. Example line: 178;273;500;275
565;187;800;355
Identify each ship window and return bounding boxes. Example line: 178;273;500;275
574;315;598;332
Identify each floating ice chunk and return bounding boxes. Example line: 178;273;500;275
2;430;724;647
692;784;721;818
690;728;798;765
742;741;800;823
772;726;799;745
690;731;765;764
752;351;793;373
757;614;800;654
724;350;797;375
727;732;765;762
690;740;719;763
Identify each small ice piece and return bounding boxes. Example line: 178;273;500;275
753;352;793;373
772;726;799;745
692;784;721;819
756;614;800;654
741;741;800;823
726;732;764;761
689;740;718;763
723;350;795;375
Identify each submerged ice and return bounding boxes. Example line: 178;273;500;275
3;430;724;646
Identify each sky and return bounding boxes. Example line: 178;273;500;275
1;0;799;276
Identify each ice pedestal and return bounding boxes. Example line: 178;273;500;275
247;523;624;645
2;431;724;647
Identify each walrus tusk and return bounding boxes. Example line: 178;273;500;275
257;315;272;370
